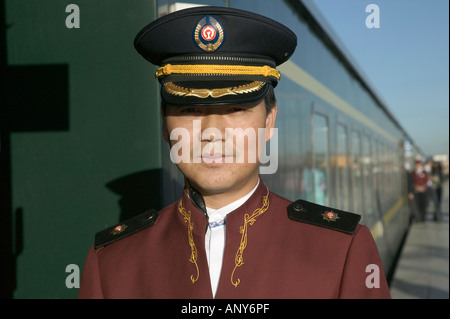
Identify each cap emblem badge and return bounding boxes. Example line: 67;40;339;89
322;211;340;222
194;15;224;52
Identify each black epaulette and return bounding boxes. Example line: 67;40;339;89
94;209;159;249
287;200;360;234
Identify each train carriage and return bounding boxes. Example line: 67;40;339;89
2;0;425;298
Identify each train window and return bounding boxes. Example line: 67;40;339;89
336;124;350;211
362;134;373;215
387;145;394;204
351;130;363;214
389;145;397;203
394;146;402;199
378;141;395;211
373;139;381;211
378;141;388;211
305;113;329;205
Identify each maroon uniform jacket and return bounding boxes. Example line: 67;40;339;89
79;181;391;299
411;169;429;193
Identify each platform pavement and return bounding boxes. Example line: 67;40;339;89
389;179;449;299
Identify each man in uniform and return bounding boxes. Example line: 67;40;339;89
79;6;391;299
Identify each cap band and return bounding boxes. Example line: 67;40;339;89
155;64;280;80
164;81;266;99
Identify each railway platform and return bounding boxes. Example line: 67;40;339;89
389;179;449;299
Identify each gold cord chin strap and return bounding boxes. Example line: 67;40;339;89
155;64;280;80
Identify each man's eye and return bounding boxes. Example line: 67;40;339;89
230;107;245;112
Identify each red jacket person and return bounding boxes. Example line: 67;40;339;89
79;6;391;299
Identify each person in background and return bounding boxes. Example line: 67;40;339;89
409;159;430;222
430;161;444;222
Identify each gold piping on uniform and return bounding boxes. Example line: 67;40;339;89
164;81;266;99
231;186;270;287
156;64;280;80
178;199;200;283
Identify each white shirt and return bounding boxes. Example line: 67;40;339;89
204;179;260;298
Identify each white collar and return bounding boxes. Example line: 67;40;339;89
206;178;260;223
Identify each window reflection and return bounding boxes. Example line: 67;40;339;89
336;124;349;210
303;114;329;205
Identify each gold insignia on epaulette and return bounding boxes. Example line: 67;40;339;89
322;211;340;222
111;224;127;235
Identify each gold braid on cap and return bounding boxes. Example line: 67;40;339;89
164;81;266;99
155;64;280;80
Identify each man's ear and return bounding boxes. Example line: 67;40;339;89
161;107;169;143
265;103;277;142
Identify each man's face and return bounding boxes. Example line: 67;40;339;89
415;161;425;174
163;99;277;199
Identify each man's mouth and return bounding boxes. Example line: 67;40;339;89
199;153;234;164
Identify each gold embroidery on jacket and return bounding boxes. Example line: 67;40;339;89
231;186;270;287
178;199;199;283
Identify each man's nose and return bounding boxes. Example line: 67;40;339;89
200;114;225;142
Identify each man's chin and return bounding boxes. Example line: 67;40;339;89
179;162;259;194
188;175;235;195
